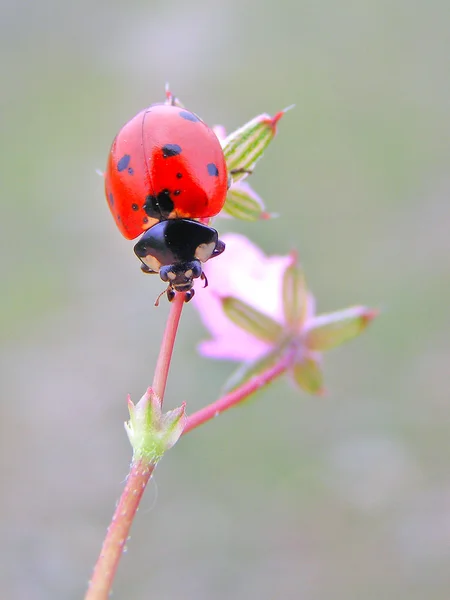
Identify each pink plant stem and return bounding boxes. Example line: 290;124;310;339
85;293;185;600
85;460;155;600
152;292;185;402
183;355;291;434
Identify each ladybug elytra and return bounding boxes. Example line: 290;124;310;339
105;102;227;303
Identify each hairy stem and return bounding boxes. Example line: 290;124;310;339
183;356;290;434
85;461;155;600
85;293;185;600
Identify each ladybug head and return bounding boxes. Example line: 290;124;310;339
159;259;203;292
133;219;225;304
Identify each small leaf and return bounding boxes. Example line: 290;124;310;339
223;343;290;393
223;111;285;182
222;181;270;221
282;259;308;331
222;296;284;343
291;358;324;395
306;306;378;351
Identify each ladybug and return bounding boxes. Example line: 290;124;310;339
105;102;228;303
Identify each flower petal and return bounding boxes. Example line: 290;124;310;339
306;306;378;351
195;234;290;322
198;334;271;363
213;124;227;140
194;234;291;362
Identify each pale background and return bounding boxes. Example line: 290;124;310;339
1;1;449;598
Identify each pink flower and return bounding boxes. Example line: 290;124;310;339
194;234;292;361
193;234;377;394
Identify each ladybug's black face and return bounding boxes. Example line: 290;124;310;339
159;259;202;292
134;219;225;301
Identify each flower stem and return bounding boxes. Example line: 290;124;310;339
85;460;155;600
85;292;185;600
152;292;185;403
183;356;290;434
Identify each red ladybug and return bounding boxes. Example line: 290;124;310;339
105;102;227;303
105;103;228;239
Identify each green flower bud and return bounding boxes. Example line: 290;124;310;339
125;388;186;464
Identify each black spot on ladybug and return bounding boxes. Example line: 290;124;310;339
117;214;121;221
144;189;174;219
131;203;139;211
117;154;131;172
144;195;157;216
128;167;134;175
207;163;219;176
176;172;183;179
179;110;200;122
143;217;149;224
108;192;114;206
162;144;182;158
174;190;181;196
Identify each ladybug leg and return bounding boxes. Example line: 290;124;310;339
141;263;157;275
154;285;172;307
229;167;253;180
227;169;253;189
211;239;226;258
201;272;209;289
184;289;195;302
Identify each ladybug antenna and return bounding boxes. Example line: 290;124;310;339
154;285;171;307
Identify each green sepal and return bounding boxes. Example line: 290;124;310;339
222;296;284;343
125;388;186;464
306;306;377;351
282;259;308;331
222;181;270;221
291;358;324;395
223;111;284;182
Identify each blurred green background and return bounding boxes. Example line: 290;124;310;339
1;0;449;598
